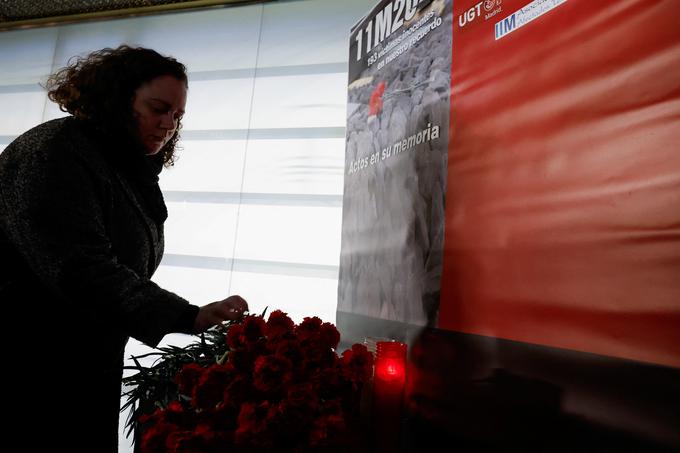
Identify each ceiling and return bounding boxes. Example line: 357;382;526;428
0;0;273;31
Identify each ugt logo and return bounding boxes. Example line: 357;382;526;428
459;0;502;27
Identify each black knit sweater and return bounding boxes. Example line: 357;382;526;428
0;116;198;450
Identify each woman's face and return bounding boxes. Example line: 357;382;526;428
132;75;187;155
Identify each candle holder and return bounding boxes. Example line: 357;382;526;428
371;340;408;452
375;341;407;386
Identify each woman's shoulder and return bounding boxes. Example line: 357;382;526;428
5;116;106;159
0;117;112;181
5;117;68;147
3;117;81;156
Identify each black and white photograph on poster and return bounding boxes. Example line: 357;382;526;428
338;0;452;327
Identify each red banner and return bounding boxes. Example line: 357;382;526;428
440;0;680;367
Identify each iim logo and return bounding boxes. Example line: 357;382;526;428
494;0;568;40
495;13;516;39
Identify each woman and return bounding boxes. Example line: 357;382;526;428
0;46;247;450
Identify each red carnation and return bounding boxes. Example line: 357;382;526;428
295;316;323;342
281;383;318;417
226;347;256;374
226;323;245;349
319;322;341;350
222;374;252;408
175;363;205;397
253;355;293;394
169;424;216;452
341;343;374;383
235;401;272;441
273;338;304;367
241;315;267;343
193;364;233;410
265;309;295;339
141;421;178;453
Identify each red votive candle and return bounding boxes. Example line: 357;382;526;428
375;341;407;388
372;340;407;451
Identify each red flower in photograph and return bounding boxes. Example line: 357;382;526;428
368;81;386;116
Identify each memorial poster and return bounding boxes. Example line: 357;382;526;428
338;0;453;328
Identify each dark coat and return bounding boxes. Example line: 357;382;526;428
0;117;194;451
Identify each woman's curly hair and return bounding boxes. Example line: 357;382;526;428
46;45;188;167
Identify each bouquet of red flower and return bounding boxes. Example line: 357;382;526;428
123;310;374;453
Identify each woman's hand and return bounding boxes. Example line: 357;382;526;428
193;295;248;333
